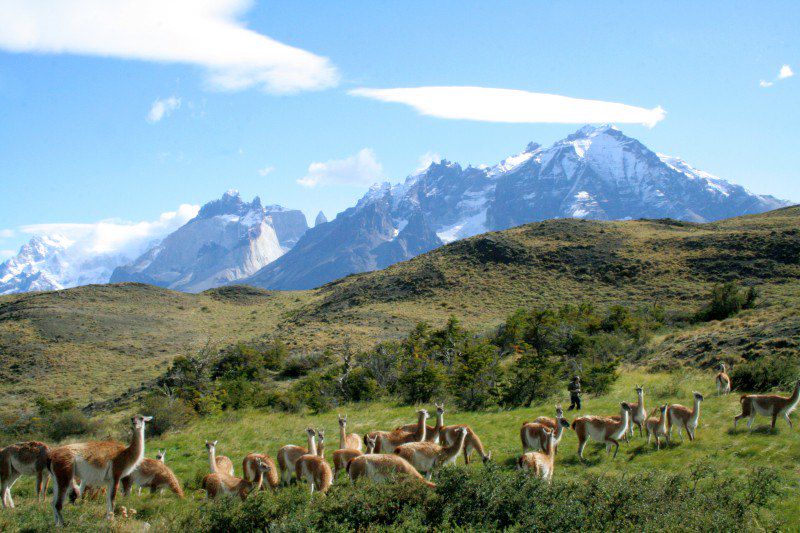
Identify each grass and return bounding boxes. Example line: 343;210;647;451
1;369;798;531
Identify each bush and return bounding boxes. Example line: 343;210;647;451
183;463;781;532
396;359;447;404
45;409;96;441
291;370;340;413
449;339;502;410
140;394;195;436
582;359;620;396
279;351;333;379
731;356;800;392
340;367;380;402
502;344;562;407
695;282;756;322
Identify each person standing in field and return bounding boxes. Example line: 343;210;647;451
567;376;582;411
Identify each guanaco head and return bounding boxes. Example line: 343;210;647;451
659;404;668;416
542;428;555;452
435;402;445;415
305;427;316;438
635;385;644;395
718;362;727;372
365;434;377;453
558;417;570;429
132;415;153;430
156;450;166;462
338;414;347;428
620;402;632;413
316;428;325;442
417;409;429;421
693;391;705;402
255;459;271;473
205;440;218;452
555;404;563;418
481;452;493;465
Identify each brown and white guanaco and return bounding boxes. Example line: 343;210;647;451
734;380;799;430
572;402;631;459
277;428;316;485
202;459;271;500
0;441;50;508
394;426;468;479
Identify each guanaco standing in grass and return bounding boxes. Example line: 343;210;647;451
394;426;468;480
202;459;271;500
0;441;50;508
47;414;152;526
668;392;704;441
734;380;800;430
277;427;316;485
333;434;376;479
438;406;492;465
517;427;557;483
120;450;183;498
370;409;429;453
242;452;279;490
716;363;732;395
394;402;445;443
338;415;363;451
644;404;670;449
205;440;234;476
295;429;333;494
520;418;570;455
347;453;435;488
572;402;631;459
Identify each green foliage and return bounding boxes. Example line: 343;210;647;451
339;367;380;402
502;344;562;407
140;394;195;437
184;463;780;532
695;282;757;322
731;356;800;392
582;359;620;396
449;338;502;410
290;370;340;413
31;396;96;441
279;350;333;379
396;358;447;405
212;340;288;381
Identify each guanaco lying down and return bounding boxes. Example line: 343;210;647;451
202;459;271;500
347;453;435;488
394;426;468;479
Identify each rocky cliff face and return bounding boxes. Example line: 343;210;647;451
241;125;790;290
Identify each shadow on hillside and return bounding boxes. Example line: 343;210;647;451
562;453;603;467
727;425;781;436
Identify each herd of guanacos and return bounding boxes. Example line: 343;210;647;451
1;363;798;526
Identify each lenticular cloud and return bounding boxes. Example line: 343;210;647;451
350;86;665;127
0;0;338;94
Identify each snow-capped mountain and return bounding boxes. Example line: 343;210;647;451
110;191;308;292
0;233;168;295
242;124;790;290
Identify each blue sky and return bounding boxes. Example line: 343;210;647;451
0;0;798;258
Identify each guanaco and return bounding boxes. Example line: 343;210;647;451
734;380;799;430
277;428;316;485
644;404;670;449
0;441;50;508
716;363;732;395
205;440;234;476
517;428;556;483
48;414;152;526
520;418;570;454
572;402;631;459
394;402;445;443
348;453;435;488
242;452;280;490
668;392;704;441
333;436;376;479
295;429;333;494
202;459;271;500
394;426;468;479
338;414;363;451
371;409;429;453
439;414;492;465
120;450;183;497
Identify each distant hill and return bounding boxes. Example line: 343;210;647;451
1;206;798;411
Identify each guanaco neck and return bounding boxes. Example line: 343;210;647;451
637;390;645;412
339;424;346;450
415;413;427;441
433;410;444;438
690;398;701;424
441;431;468;461
617;408;630;431
208;447;218;474
553;422;566;441
125;423;146;468
306;433;317;456
786;382;800;409
317;439;325;459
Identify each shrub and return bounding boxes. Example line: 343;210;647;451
449;339;502;410
731;356;800;392
279;351;333;379
695;282;756;322
582;359;620;396
396;359;447;404
502;344;562;407
45;409;96;441
140;394;195;436
291;370;340;413
340;367;381;402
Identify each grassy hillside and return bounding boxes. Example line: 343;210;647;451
0;370;797;531
1;206;798;411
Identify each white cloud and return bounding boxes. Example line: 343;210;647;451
350;86;666;128
258;166;275;176
147;96;181;123
0;250;14;260
416;151;441;172
20;203;199;256
760;64;794;87
0;0;338;94
298;149;383;188
0;229;14;239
